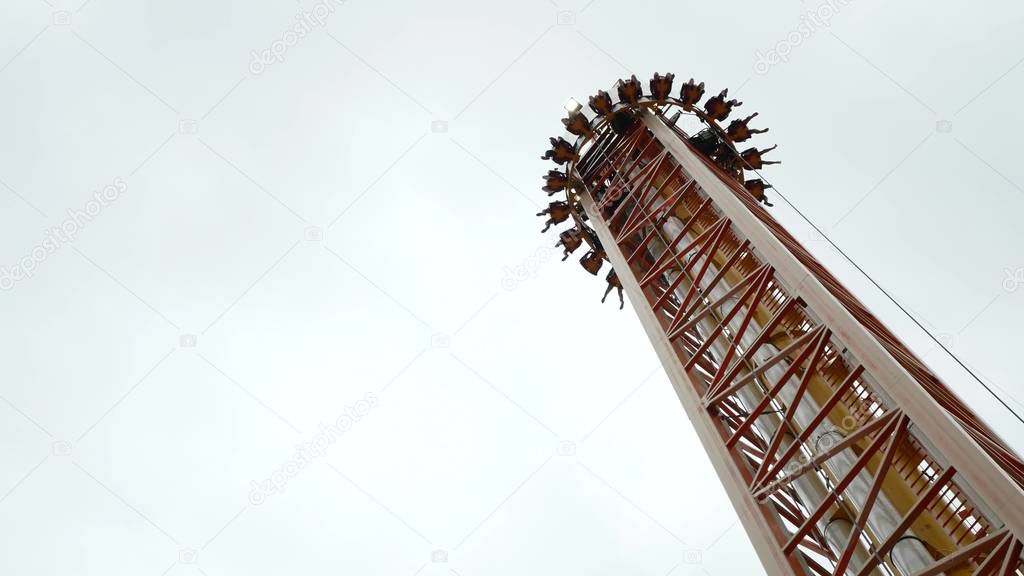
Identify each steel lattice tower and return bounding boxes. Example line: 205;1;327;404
538;74;1024;576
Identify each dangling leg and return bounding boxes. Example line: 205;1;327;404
602;283;614;303
617;286;624;309
541;219;553;233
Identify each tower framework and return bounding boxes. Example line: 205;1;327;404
539;75;1024;575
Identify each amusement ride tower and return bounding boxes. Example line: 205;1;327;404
537;73;1024;576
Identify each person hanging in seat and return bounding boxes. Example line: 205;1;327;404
649;72;675;103
537;201;573;232
561;111;592;137
541;137;579;165
743;179;774;207
679;78;705;110
589;90;614;117
602;269;624;309
740;145;779;169
542;170;569;195
704;89;742;121
617;75;643;104
580;249;605;275
726;113;769;142
556;227;584;261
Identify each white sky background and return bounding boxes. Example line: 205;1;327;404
1;0;1022;575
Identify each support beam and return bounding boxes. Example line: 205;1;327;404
578;185;804;576
642;112;1024;538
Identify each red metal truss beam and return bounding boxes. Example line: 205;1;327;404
782;413;904;555
912;529;1009;576
664;237;751;329
667;261;771;341
853;465;957;576
999;539;1023;575
769;490;812;530
639;211;722;287
684;264;774;372
594;129;651;203
754;410;900;503
605;149;669;224
974;534;1014;575
612;166;680;241
627;186;704;265
640;112;1024;537
581;128;636;183
753;367;864;495
569;113;1024;574
578;158;810;574
706;326;825;409
726;328;830;451
617;167;687;241
702;297;795;403
750;330;835;488
651;223;736;314
606;146;665;212
800;553;834;576
832;414;911;574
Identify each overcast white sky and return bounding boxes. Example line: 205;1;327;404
1;0;1022;574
